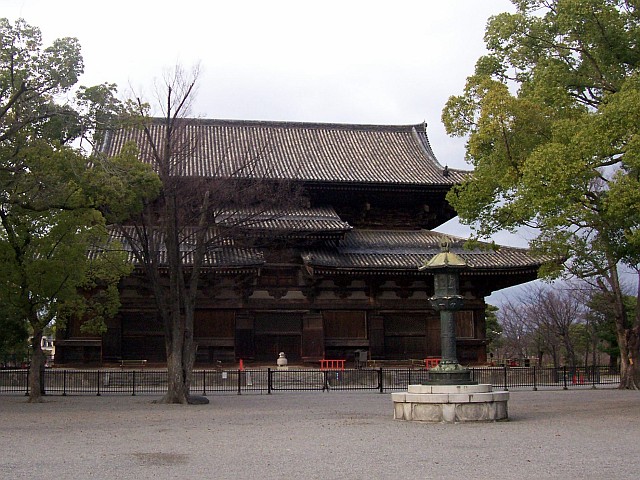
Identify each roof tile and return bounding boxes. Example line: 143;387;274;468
303;230;546;273
102;118;468;185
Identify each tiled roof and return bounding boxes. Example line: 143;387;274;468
215;206;351;235
95;227;544;276
302;230;546;274
103;227;264;270
101;118;468;185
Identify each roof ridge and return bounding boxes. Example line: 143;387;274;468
146;116;425;132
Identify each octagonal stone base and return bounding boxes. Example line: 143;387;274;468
392;384;508;423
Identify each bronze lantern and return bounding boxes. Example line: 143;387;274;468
420;241;476;385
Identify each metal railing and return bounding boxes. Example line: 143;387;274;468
0;365;620;396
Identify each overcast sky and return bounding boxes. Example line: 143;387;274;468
4;0;539;300
5;0;544;300
5;0;517;171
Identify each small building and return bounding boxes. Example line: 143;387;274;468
55;119;543;365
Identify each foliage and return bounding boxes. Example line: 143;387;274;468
0;306;29;361
0;18;151;400
442;0;640;388
586;290;637;361
485;304;503;357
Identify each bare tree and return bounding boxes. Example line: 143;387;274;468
495;300;534;363
499;284;590;368
107;66;301;404
531;286;587;369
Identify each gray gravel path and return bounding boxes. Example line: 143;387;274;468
1;389;639;479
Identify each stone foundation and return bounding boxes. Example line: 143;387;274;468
392;384;508;423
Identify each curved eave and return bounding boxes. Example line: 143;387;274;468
304;265;541;277
240;227;351;238
132;264;263;275
302;179;463;192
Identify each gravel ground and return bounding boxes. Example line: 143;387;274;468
1;388;639;480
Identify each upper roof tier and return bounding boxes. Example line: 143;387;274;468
100;118;469;186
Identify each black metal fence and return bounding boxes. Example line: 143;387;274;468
0;365;620;396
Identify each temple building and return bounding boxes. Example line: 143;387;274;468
55;119;543;365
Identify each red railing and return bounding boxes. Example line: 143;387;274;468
424;357;441;369
319;359;345;371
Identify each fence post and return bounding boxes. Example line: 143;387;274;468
591;365;597;389
533;366;537;391
202;370;206;396
25;368;29;396
237;369;242;395
378;368;384;393
503;366;508;391
97;370;101;396
62;370;67;396
563;366;568;390
132;370;136;396
267;368;272;395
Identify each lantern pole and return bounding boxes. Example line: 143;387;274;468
419;241;476;385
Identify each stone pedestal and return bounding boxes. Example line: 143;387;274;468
392;384;509;423
426;362;476;385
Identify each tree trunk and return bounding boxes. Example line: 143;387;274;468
181;306;196;399
562;332;577;370
163;350;188;404
28;330;45;402
161;189;208;405
159;299;189;404
551;346;559;369
609;267;640;389
618;327;640;389
159;316;196;404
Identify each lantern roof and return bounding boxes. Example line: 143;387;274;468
419;241;467;270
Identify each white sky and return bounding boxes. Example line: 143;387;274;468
5;0;541;301
4;0;516;172
6;1;636;305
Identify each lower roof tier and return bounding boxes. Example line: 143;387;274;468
107;227;547;276
302;229;546;274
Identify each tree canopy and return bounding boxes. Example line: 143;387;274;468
0;18;156;400
442;0;640;388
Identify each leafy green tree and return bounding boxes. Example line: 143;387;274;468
485;304;503;361
0;307;29;365
443;0;640;388
0;139;136;400
0;18;155;401
587;290;637;370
